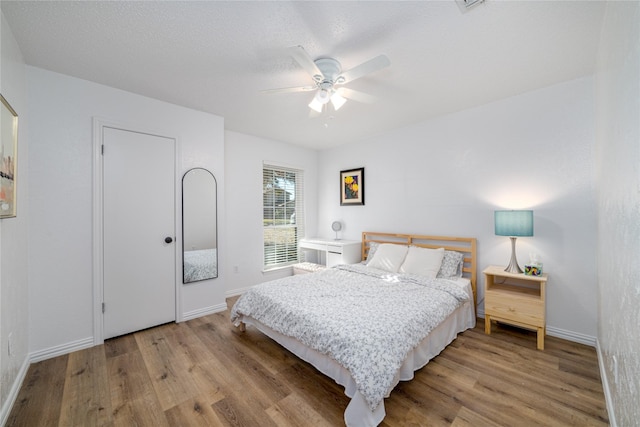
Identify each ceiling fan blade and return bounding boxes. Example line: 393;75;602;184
261;85;316;95
335;87;377;104
308;107;323;118
289;45;324;81
338;54;390;84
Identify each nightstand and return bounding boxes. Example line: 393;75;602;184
483;265;549;350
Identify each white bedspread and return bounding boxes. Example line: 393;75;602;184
183;248;217;282
230;264;469;412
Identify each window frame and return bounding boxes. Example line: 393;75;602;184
262;163;304;270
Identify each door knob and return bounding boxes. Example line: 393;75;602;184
165;237;173;244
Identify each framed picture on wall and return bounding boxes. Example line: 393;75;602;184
0;94;18;218
340;167;364;206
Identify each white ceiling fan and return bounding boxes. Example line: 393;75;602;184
262;46;391;114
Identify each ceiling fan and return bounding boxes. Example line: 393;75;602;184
262;46;391;114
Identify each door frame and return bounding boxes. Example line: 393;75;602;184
92;117;182;345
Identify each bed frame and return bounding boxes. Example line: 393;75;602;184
361;231;478;314
235;231;478;425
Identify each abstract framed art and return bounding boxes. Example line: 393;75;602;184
340;167;364;206
0;94;18;218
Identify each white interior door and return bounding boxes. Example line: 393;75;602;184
102;127;176;339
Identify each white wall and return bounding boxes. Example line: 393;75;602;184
0;11;30;424
595;1;640;425
3;5;633;423
318;76;598;341
27;67;226;356
224;130;318;295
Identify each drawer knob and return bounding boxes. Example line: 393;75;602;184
509;307;515;312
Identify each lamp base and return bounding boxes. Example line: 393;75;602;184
504;236;523;274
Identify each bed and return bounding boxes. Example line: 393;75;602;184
183;248;217;282
230;232;477;426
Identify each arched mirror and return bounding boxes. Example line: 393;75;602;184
182;168;217;283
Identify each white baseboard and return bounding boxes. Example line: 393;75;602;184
27;305;230;364
29;304;230;363
182;303;227;322
546;326;596;347
596;339;617;427
29;336;94;363
0;356;30;427
225;286;251;298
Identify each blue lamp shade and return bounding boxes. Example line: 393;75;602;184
495;210;534;237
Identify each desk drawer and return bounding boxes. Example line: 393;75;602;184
326;244;343;254
300;241;326;252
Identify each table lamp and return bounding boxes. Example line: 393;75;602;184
494;210;533;274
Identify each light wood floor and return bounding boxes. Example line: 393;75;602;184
7;297;609;426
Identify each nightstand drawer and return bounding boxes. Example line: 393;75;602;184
486;292;544;327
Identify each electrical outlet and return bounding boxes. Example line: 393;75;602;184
7;332;13;357
612;355;619;384
234;265;239;274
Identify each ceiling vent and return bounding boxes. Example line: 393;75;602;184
456;0;485;13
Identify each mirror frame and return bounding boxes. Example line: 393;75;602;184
182;167;218;283
0;94;18;218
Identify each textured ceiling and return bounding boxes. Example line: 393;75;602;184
1;1;606;150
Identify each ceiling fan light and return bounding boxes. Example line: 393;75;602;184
331;93;347;111
315;88;331;104
308;97;324;113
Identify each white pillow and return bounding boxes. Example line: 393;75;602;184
399;246;445;278
366;244;409;273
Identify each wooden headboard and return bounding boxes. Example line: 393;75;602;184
361;231;478;311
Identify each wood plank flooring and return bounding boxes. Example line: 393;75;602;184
7;297;609;426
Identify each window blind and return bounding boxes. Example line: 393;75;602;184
263;164;305;268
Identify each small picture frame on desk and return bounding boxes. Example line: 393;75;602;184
340;167;364;206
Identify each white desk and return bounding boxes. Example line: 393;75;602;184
299;238;362;267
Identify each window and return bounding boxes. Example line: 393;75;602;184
263;164;305;268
